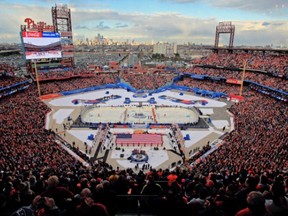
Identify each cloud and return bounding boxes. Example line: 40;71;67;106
233;20;288;46
211;0;288;14
161;0;198;3
75;25;89;29
71;10;198;42
0;3;53;43
161;0;288;16
236;29;288;46
95;21;110;30
0;2;287;47
272;22;285;26
115;23;128;28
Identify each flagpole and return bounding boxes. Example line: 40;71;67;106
34;61;41;97
239;60;247;96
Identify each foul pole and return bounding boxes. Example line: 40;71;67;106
239;60;247;96
34;61;41;97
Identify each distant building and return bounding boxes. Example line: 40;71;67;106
153;42;177;57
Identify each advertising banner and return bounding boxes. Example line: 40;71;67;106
61;31;72;37
226;79;242;85
62;52;74;58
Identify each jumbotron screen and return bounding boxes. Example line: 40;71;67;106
22;31;62;60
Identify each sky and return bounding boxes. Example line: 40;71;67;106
0;0;288;46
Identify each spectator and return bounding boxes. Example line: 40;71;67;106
265;180;288;215
235;191;269;216
75;188;109;216
41;175;74;210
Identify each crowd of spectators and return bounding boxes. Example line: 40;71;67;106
26;67;96;81
39;73;118;95
0;55;24;75
191;89;287;172
121;71;175;90
0;52;287;215
0;63;19;76
180;67;287;92
192;52;288;77
177;78;241;95
0;67;31;100
0;87;80;172
0;76;28;89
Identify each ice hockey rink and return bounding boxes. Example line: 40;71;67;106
80;106;199;125
44;88;232;171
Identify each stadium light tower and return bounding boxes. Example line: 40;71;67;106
52;4;72;32
51;4;74;67
214;21;235;49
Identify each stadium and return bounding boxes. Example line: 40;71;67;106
0;3;288;216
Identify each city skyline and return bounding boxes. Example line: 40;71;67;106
0;0;288;47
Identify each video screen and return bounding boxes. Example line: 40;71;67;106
22;31;62;60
